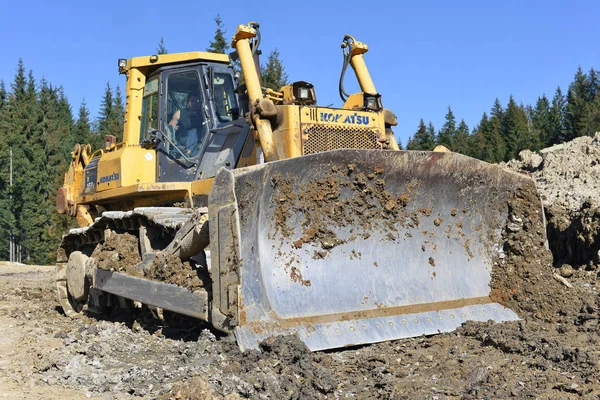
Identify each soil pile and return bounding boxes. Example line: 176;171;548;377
146;253;205;292
504;132;600;211
92;229;204;292
503;132;600;271
91;230;142;276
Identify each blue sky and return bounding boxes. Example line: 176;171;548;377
1;0;599;147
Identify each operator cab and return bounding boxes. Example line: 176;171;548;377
139;62;250;182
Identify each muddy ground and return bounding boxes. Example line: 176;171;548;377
2;135;600;399
0;260;597;400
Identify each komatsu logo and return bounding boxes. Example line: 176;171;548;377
99;173;119;184
320;112;369;125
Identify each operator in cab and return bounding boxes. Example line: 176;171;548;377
168;90;205;157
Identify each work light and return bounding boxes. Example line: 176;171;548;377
298;87;310;100
363;93;382;111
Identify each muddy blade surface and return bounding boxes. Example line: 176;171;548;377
209;149;541;351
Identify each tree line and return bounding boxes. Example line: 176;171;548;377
405;66;600;162
0;15;289;264
0;60;125;264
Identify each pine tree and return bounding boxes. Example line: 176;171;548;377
550;86;567;144
525;102;542;152
95;82;114;148
427;122;436;148
17;69;48;263
470;113;489;160
503;96;532;159
454;119;470;155
1;62;28;261
587;68;600;136
565;66;592;139
0;80;11;260
157;37;168;55
112;85;125;142
73;100;92;145
8;63;37;262
436;106;456;149
56;87;75;164
207;14;229;54
588;68;599;101
0;80;6;109
11;59;27;103
484;99;506;163
261;49;289;91
0;61;77;262
532;95;553;147
407;119;435;150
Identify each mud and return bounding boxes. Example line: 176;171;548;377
488;184;597;326
271;164;425;255
92;229;204;292
505;132;600;211
91;229;143;277
145;253;205;293
4;260;597;399
3;169;600;400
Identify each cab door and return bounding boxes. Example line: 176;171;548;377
157;67;208;182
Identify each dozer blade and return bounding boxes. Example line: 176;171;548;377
208;149;542;351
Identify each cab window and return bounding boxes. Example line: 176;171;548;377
139;78;159;141
165;70;206;159
213;72;238;123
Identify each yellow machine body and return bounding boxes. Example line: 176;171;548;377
88;145;156;192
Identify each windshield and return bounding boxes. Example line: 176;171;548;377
165;70;206;159
139;78;159;142
213;72;238;123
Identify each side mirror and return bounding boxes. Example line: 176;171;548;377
142;128;160;149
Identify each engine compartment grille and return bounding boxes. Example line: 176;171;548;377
303;125;382;155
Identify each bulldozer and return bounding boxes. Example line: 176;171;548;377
55;22;544;352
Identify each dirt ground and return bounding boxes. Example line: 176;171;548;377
2;136;600;399
0;260;598;399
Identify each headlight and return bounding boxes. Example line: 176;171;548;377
365;97;377;109
290;81;316;105
298;87;310;99
118;59;127;74
363;93;382;111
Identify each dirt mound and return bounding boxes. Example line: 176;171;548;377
504;132;600;272
489;185;566;322
504;132;600;211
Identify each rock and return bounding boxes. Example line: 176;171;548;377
507;223;522;233
510;215;523;223
518;150;543;171
560;264;574;278
468;367;487;387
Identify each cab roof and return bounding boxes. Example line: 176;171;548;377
124;51;230;71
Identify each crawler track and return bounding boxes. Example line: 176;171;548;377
56;207;208;317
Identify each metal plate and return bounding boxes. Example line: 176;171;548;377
95;269;207;320
209;149;542;351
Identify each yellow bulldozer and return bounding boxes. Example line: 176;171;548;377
55;22;544;351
